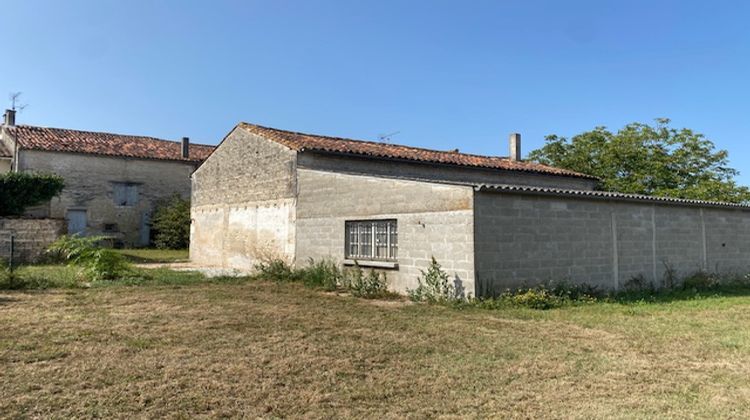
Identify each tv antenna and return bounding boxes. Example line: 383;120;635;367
378;131;400;143
9;92;27;112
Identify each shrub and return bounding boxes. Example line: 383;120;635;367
254;259;298;283
255;258;392;298
151;194;191;249
682;270;721;291
299;258;341;290
547;281;601;300
47;235;131;281
0;172;65;216
503;287;565;310
344;263;389;298
408;257;460;303
623;274;654;293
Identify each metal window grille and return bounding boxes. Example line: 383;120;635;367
345;219;397;261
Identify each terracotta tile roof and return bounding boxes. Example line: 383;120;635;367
8;125;214;162
0;141;10;158
239;122;597;180
476;184;750;209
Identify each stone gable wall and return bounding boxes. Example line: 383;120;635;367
190;128;297;269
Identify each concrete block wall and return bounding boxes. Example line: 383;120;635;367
295;169;475;294
190;127;297;268
704;208;750;274
0;218;66;263
298;153;598;191
474;192;750;295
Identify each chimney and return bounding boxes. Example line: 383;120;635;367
4;109;15;126
509;133;521;161
181;137;189;159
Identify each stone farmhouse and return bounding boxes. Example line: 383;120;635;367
0;109;214;246
191;122;750;296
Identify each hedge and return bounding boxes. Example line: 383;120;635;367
0;172;65;216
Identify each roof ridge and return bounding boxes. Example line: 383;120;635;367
14;124;215;148
239;122;597;179
10;124;215;162
240;122;511;159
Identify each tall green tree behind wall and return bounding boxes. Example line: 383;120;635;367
151;194;191;249
528;119;750;203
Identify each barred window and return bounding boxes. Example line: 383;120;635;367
345;220;397;261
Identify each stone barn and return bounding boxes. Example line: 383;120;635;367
0;109;215;246
190;122;750;295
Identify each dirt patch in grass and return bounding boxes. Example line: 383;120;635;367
2;281;750;417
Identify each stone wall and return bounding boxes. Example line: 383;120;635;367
296;169;475;294
18;149;198;246
0;218;66;263
474;191;750;295
190;127;297;269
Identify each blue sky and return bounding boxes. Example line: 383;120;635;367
2;1;750;183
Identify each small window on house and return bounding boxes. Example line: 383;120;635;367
113;182;139;206
345;220;397;261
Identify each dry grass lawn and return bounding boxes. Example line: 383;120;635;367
2;278;750;418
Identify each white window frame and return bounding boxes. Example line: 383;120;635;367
345;219;398;262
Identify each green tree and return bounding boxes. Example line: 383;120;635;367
0;172;65;216
528;119;750;203
151;194;191;249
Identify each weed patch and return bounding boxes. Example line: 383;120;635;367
254;258;396;299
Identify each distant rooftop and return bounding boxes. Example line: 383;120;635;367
7;125;214;162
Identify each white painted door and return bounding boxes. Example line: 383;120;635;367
67;210;87;235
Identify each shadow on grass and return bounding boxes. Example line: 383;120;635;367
115;249;189;264
0;264;255;292
0;295;18;305
96;268;254;288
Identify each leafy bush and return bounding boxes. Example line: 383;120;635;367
624;274;653;293
0;172;65;216
682;271;721;291
344;262;389;298
151;194;191;249
461;283;598;310
504;287;566;310
47;235;131;281
298;258;341;290
408;257;460;303
254;259;298;283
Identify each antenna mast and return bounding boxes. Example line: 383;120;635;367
377;131;400;143
9;92;27;111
